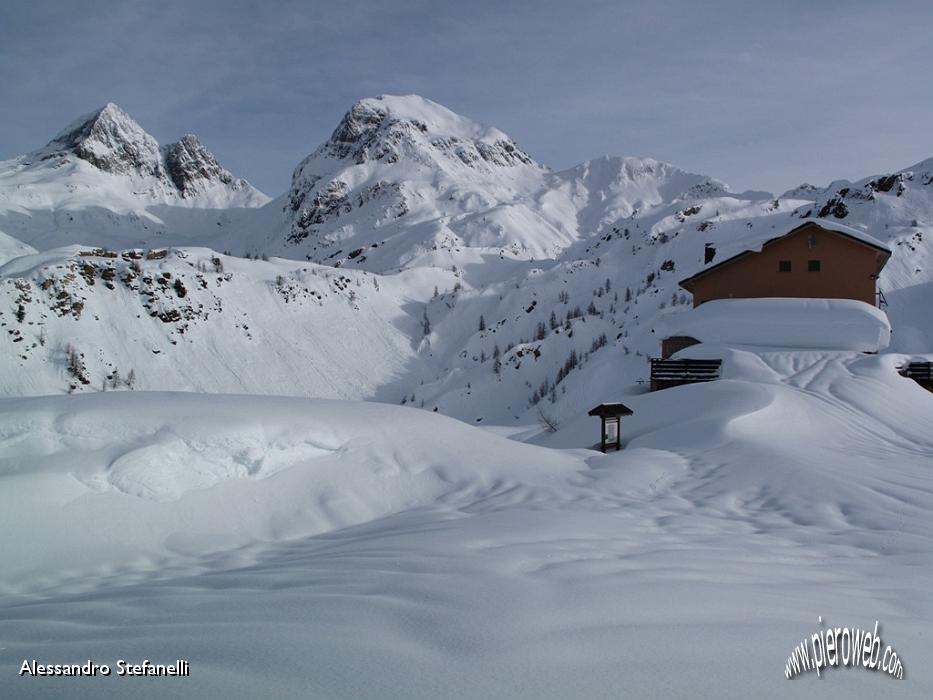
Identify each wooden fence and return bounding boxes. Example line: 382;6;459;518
650;358;722;392
898;361;933;390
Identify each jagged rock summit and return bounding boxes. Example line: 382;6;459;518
45;102;164;178
0;103;269;251
281;94;548;263
19;102;265;202
317;94;538;169
277;94;751;271
162;133;247;197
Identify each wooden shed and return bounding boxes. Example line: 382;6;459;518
679;222;891;308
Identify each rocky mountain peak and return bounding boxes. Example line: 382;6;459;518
46;102;163;177
27;105;267;205
162;134;246;197
316;94;537;170
284;95;543;249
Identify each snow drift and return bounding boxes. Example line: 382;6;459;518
657;298;892;352
0;392;576;592
3;348;933;699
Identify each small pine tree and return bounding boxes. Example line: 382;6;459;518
422;308;431;336
111;369;121;389
478;315;486;332
126;369;136;389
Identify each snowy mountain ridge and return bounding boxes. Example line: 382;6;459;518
0;102;269;254
1;95;932;428
38;102;265;202
46;102;165;179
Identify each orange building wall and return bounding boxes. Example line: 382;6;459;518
689;224;884;307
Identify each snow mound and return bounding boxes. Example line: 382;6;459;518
657;298;892;352
0;229;36;265
0;392;577;589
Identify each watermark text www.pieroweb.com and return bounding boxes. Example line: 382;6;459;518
785;618;905;679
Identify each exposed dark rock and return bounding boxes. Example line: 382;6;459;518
817;197;849;219
43;104;256;199
163;135;245;196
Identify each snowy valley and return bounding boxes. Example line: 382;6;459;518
1;95;932;698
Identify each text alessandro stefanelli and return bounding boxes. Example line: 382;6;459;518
20;659;190;677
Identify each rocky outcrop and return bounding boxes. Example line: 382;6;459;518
162;134;249;197
284;95;539;248
41;103;259;200
317;97;535;169
47;103;164;178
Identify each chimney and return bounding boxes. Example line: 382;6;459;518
704;243;716;265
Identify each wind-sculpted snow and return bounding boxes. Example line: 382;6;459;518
0;392;579;590
2;352;933;698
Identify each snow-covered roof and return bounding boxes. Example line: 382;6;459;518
681;219;891;289
657;297;892;352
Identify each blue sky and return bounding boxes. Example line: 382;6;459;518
1;0;931;196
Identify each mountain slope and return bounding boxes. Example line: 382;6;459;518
1;95;932;428
257;96;759;276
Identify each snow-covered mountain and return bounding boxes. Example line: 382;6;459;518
1;95;932;427
0;103;269;252
3;96;933;699
266;94;556;270
256;95;750;274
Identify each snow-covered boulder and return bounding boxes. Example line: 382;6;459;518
657;298;892;352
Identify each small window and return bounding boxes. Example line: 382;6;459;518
778;260;792;272
808;260;821;272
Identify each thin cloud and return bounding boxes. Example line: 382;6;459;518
1;0;930;195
